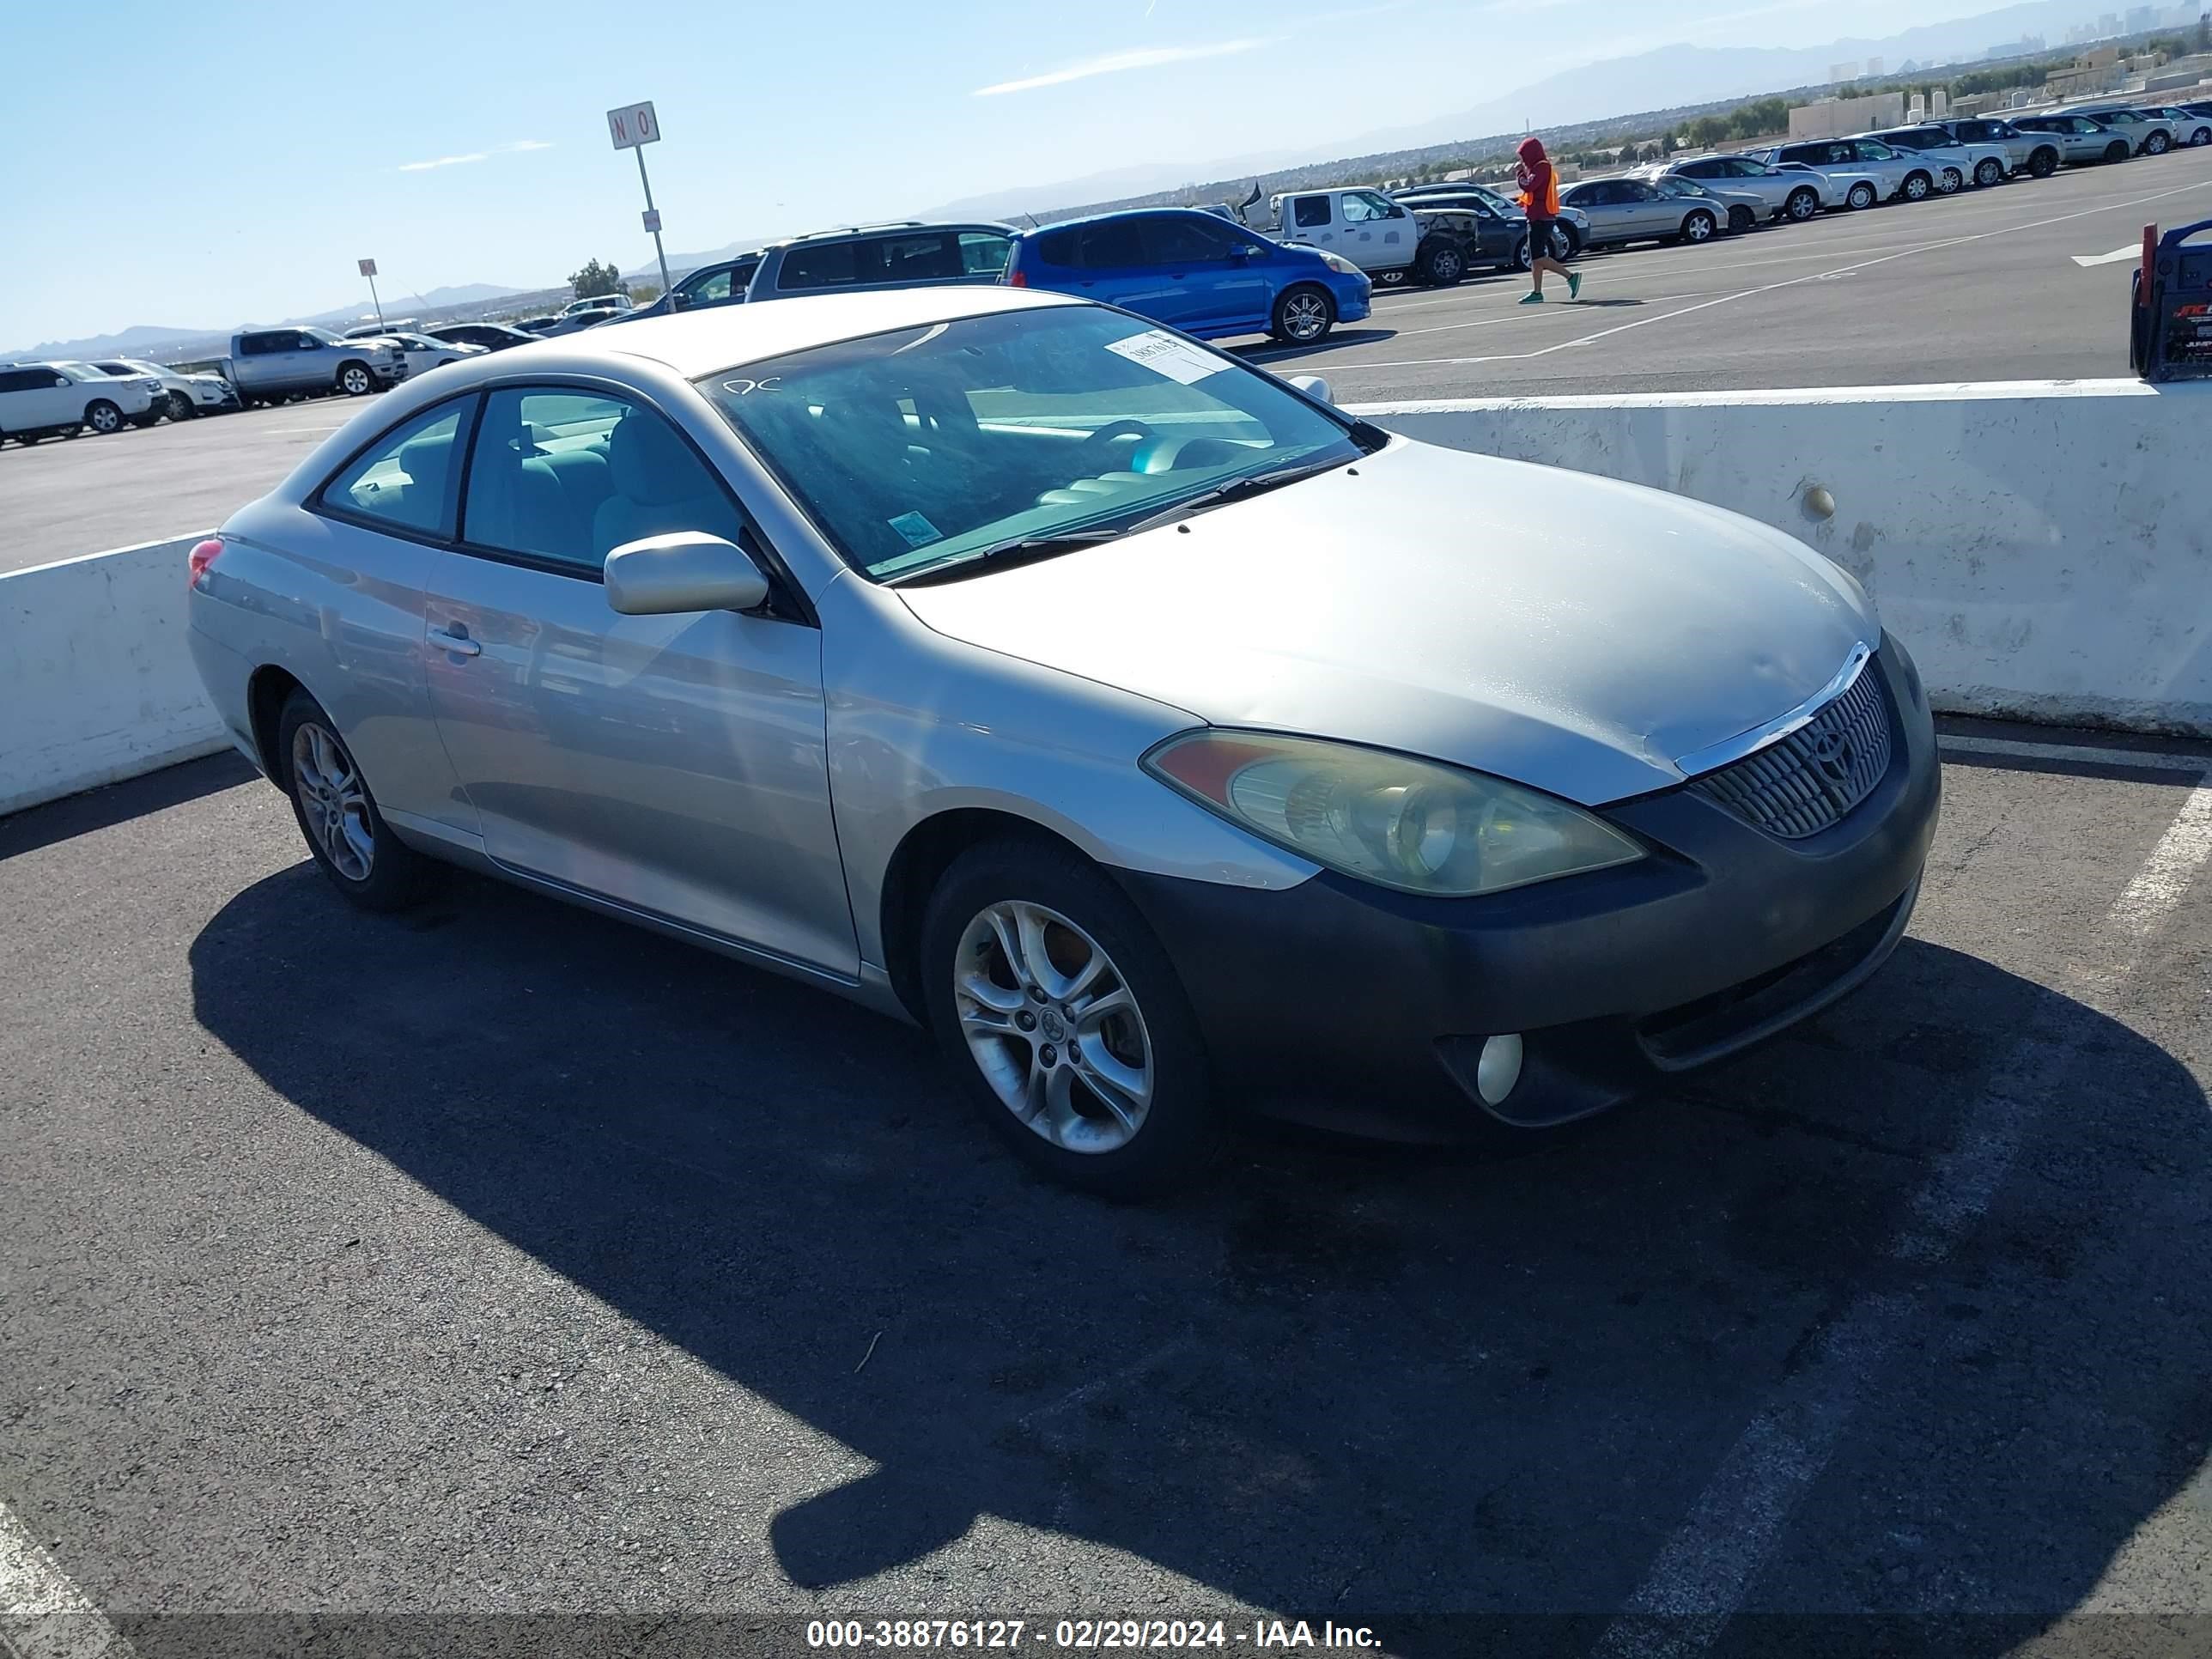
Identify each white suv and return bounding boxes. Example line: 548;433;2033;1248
0;361;164;445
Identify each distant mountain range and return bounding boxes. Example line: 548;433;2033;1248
2;284;531;363
12;0;2151;356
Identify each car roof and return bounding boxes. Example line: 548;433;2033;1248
528;283;1081;377
762;221;1010;252
1010;205;1225;237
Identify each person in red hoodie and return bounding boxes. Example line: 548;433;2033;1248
1515;137;1581;304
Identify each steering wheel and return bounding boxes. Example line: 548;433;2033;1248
1077;419;1159;473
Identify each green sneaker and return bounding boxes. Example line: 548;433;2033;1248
1566;270;1583;301
1518;290;1546;305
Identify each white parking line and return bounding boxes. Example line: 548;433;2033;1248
2074;243;2145;267
0;1497;133;1658
1593;738;2212;1657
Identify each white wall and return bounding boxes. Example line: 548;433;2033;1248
0;536;228;817
1352;380;2212;737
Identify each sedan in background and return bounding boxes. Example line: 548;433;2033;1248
1640;154;1835;222
1754;139;1942;202
2063;105;2179;155
2009;113;2136;167
1643;173;1769;234
1863;125;2011;190
423;322;543;353
1559;176;1724;246
185;287;1936;1195
2142;106;2212;147
1003;209;1370;343
353;331;487;380
1766;161;1884;210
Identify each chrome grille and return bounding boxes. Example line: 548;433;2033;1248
1689;662;1893;839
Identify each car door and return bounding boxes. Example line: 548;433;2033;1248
1280;192;1336;256
1723;158;1787;210
1561;183;1612;241
1072;217;1179;318
419;382;857;975
1340;190;1415;271
1140;215;1267;332
1613;179;1673;239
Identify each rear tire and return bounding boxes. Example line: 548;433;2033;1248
1974;158;2005;186
128;412;161;428
1847;181;1878;210
921;837;1220;1196
1785;186;1820;221
84;399;123;434
276;690;435;912
1269;283;1335;344
337;362;374;396
2029;147;2058;177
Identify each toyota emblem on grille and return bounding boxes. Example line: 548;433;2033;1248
1807;726;1856;786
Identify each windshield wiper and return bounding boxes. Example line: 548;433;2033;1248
883;527;1125;587
1120;453;1354;536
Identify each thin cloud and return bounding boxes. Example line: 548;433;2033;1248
398;139;552;173
973;38;1267;97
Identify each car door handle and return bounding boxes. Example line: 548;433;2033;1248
429;625;481;658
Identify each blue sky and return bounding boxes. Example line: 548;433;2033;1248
3;0;2018;343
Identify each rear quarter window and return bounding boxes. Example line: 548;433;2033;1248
1032;228;1079;266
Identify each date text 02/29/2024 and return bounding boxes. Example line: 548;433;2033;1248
804;1619;1383;1650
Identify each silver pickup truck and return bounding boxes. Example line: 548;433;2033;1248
223;327;405;407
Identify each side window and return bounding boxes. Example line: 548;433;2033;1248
776;240;860;291
959;231;1011;275
1076;220;1146;270
1680;160;1721;179
0;368;41;393
1291;195;1331;228
1142;216;1231;264
876;233;963;283
689;269;734;303
463;387;744;574
1340;193;1380;223
316;398;474;539
1033;228;1079;266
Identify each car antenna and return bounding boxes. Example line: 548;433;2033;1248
1022;211;1039;229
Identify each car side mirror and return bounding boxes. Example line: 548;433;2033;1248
1286;373;1333;404
605;532;770;615
671;292;693;310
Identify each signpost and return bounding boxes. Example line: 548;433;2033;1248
357;258;385;329
607;100;672;301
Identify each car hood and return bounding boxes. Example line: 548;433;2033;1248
895;438;1876;806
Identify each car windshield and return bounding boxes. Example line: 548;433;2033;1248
696;304;1365;583
301;327;344;345
55;362;97;379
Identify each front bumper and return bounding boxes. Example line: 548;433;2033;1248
1113;635;1940;1140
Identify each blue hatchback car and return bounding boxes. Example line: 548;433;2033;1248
1002;208;1370;344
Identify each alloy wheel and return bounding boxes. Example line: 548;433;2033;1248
952;900;1154;1155
291;721;374;882
87;403;120;434
1281;293;1330;341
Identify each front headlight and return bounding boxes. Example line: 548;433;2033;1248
1317;251;1362;276
1144;731;1644;898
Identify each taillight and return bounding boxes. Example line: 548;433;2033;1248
1005;264;1028;288
188;538;223;587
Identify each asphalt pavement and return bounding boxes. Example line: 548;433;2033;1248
4;146;2209;575
3;721;2209;1656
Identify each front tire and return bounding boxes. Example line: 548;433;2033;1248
1901;171;1932;202
1419;241;1467;286
2105;141;2130;164
921;838;1219;1196
1974;158;2005;186
1785;186;1820;221
1727;205;1755;234
1678;210;1717;243
2143;131;2172;155
1847;181;1878;210
167;391;198;421
337;362;374;396
84;399;123;434
276;691;435;911
2191;126;2210;148
1937;167;1963;193
1269;283;1335;344
2029;147;2058;177
128;411;161;428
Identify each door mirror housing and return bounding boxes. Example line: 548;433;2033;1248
671;291;694;310
605;532;770;615
1285;373;1333;404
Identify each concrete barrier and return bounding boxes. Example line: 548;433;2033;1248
0;535;226;818
1353;379;2212;737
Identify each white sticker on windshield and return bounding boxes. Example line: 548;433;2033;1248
887;511;941;548
1103;330;1227;385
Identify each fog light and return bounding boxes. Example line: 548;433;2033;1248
1476;1034;1523;1105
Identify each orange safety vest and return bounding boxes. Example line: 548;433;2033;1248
1519;165;1560;218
